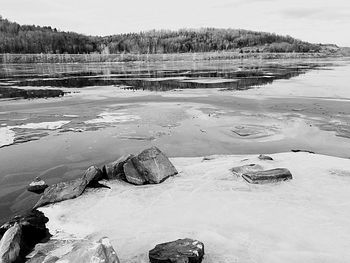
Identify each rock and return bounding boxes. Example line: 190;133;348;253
82;166;103;187
0;210;49;248
0;223;22;263
0;210;49;263
132;147;178;184
27;238;120;263
149;238;204;263
27;177;48;194
231;164;264;176
258;154;273;161
102;154;133;180
242;168;293;184
34;178;87;209
291;149;315;154
123;158;147;185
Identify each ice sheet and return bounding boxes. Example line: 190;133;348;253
40;152;350;262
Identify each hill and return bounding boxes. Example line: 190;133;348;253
0;15;336;54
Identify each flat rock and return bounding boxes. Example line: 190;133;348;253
27;238;120;263
242;168;293;184
102;154;133;180
123;158;147;185
149;238;204;263
34;178;87;209
0;223;22;263
231;164;264;176
27;177;48;194
258;154;273;161
133;146;178;184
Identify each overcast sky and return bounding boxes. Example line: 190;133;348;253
1;0;350;46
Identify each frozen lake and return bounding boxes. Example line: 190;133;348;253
0;57;350;228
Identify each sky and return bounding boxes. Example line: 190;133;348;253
1;0;350;46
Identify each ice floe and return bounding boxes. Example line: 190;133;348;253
39;152;350;263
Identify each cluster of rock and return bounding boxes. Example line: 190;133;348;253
0;210;49;263
232;154;293;184
103;147;178;185
0;146;182;263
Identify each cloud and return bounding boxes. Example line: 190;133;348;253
281;7;350;22
212;0;277;9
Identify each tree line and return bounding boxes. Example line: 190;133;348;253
0;16;322;54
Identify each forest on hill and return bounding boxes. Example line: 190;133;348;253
0;16;326;54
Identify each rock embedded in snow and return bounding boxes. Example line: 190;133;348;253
258;154;273;161
0;223;22;263
149;238;205;263
102;154;133;180
27;237;120;263
34;178;87;209
132;146;178;184
123;158;147;185
231;164;264;176
27;177;48;194
242;168;293;184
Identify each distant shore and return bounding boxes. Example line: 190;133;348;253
0;51;344;64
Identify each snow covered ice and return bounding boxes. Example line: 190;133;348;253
39;152;350;262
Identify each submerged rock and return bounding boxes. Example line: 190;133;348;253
149;238;204;263
258;154;273;161
231;164;264;176
34;178;87;209
27;237;120;263
242;168;293;184
0;223;22;263
27;177;48;194
102;154;133;180
132;146;178;184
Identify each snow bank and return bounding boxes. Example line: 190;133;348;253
85;111;140;124
0;127;15;147
39;152;350;263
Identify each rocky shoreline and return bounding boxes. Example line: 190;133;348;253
0;147;302;263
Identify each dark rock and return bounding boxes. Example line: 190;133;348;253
258;154;273;161
242;168;293;184
0;223;22;263
27;177;48;194
27;237;120;263
231;164;264;176
34;178;87;209
132;147;178;184
82;166;103;187
0;210;49;262
102;154;133;180
123;158;147;185
149;238;204;263
0;210;49;249
291;149;315;154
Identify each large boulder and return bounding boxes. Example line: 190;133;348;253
27;238;120;263
123;158;147;185
0;210;49;248
149;238;204;263
132;147;178;184
102;154;133;180
27;177;48;194
0;223;22;263
34;178;87;209
242;168;293;184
